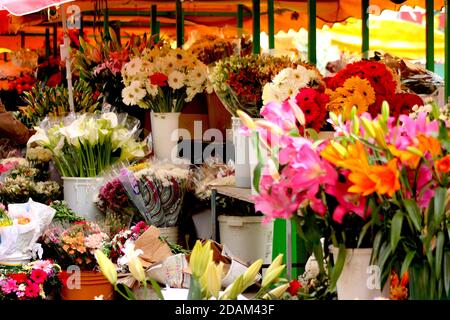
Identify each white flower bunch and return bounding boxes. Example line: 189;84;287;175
28;112;147;177
262;65;322;105
121;46;212;112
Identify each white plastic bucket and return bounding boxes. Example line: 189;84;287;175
232;117;251;188
150;112;181;162
63;177;104;221
218;215;273;265
159;226;179;246
330;247;390;300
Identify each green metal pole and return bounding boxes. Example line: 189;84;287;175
268;0;275;51
362;0;369;59
307;0;316;64
426;0;435;71
103;4;110;41
151;4;160;43
237;4;244;38
45;28;51;58
252;0;261;54
446;0;450;101
176;0;184;48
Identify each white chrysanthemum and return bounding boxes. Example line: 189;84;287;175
168;70;186;90
125;57;143;76
262;83;283;105
122;81;146;106
188;65;207;86
162;55;177;74
144;79;159;97
272;68;290;85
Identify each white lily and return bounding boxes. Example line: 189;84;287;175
27;127;50;146
101;112;119;128
118;240;146;283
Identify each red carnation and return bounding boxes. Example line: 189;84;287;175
150;72;168;87
390;93;424;119
30;269;48;285
288;279;302;296
9;273;28;284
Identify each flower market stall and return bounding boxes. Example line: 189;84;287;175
0;0;449;304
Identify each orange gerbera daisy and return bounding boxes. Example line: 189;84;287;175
435;154;450;173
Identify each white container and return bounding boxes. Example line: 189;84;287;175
150;112;181;162
248;133;269;196
330;247;390;300
63;177;104;221
159;226;179;245
232;117;251;188
218;215;273;265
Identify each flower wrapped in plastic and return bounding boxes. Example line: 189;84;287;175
0;199;56;265
27;112;148;178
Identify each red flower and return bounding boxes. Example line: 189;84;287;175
24;280;40;299
390;93;424;119
9;273;28;284
58;271;69;287
150;72;168;87
30;269;48;285
295;88;329;131
288;279;302;296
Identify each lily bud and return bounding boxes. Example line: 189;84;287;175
237;110;256;130
287;99;305;127
262;283;290;300
406;146;424;157
330;141;349;158
94;250;118;285
242;259;263;289
360;117;376;138
200;261;224;299
255;119;284;136
261;265;286;288
381;101;390;122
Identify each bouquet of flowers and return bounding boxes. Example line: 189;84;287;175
97;173;142;235
0;199;56;265
210;54;298;117
117;161;190;228
187;35;236;66
28;112;147;177
121;44;211;112
262;64;324;105
0;165;61;204
241;94;450;299
0;259;64;300
41;221;109;270
324;60;423;120
18;80;101;128
102;221;149;269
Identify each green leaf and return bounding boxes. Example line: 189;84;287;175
434;188;447;226
444;252;450;296
390;212;404;251
149;278;165;300
401;251;415;278
187;277;203;300
403;199;422;232
357;220;372;248
252;163;263;194
329;244;346;292
371;231;383;265
436;231;445;279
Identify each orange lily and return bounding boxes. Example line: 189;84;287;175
435;154;450;173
